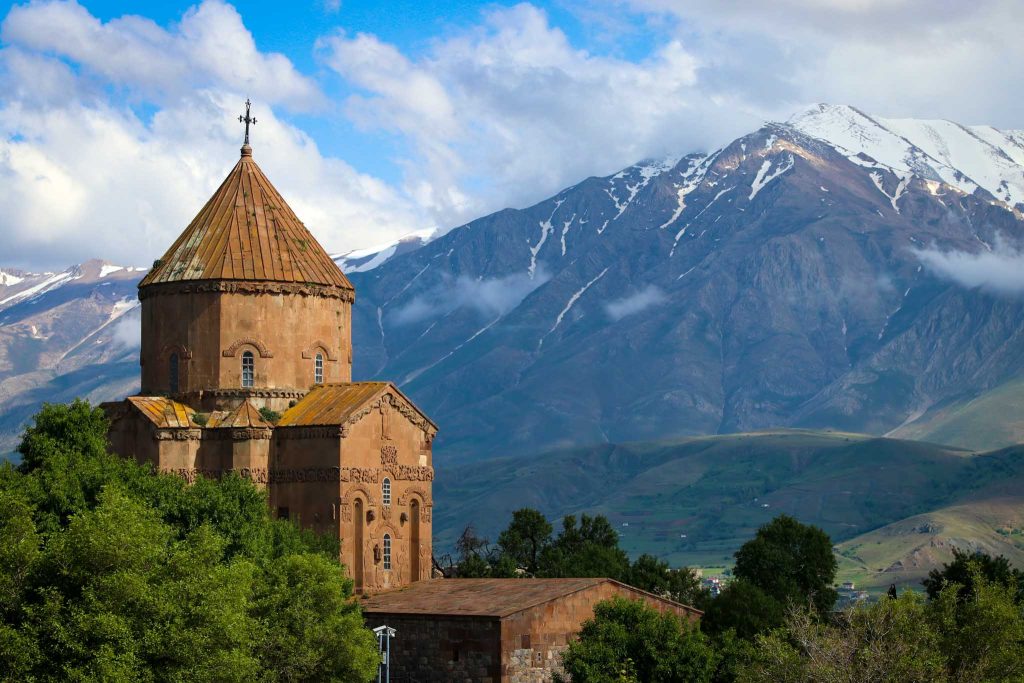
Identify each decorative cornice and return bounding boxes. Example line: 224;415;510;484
275;425;344;440
138;279;355;303
205;388;306;399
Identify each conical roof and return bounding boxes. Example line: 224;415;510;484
140;146;352;290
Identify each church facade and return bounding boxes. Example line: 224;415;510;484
103;135;435;594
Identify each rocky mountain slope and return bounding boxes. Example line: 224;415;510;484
3;104;1024;461
0;261;143;454
347;104;1024;460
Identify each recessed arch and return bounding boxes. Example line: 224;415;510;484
221;337;274;358
160;343;192;360
301;341;337;361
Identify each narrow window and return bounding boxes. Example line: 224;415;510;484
314;352;324;384
277;507;289;520
241;351;254;388
382;478;392;506
169;353;179;394
383;533;392;570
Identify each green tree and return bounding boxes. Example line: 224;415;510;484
701;579;785;640
740;592;947;683
497;508;553;575
929;569;1024;681
923;548;1024;603
0;401;380;683
541;514;631;579
732;515;837;616
555;597;716;683
627;554;709;609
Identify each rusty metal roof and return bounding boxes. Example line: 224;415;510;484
206;399;271;428
277;382;437;429
361;579;702;618
139;147;352;290
126;396;195;428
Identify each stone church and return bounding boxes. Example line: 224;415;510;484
104;108;699;682
104;126;435;594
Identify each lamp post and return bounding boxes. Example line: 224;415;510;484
373;625;397;683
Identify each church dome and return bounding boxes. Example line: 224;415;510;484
139;145;353;292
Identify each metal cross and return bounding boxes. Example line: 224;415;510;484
238;99;257;146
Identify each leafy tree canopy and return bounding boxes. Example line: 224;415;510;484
732;514;837;616
923;547;1024;604
556;596;717;683
0;400;378;682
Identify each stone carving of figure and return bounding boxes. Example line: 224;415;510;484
373;543;382;564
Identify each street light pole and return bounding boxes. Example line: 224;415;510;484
373;625;397;683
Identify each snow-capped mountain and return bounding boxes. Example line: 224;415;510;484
4;104;1024;459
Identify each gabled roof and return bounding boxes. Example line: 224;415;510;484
139;147;352;290
277;382;437;432
206;399;271;428
360;578;701;618
125;396;195;428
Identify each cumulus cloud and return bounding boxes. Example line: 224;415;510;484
0;2;427;270
604;285;667;321
392;269;550;325
318;4;759;229
914;242;1024;295
2;0;321;110
627;0;1024;128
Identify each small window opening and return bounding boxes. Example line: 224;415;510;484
383;533;392;570
277;507;289;520
382;478;392;506
314;352;324;384
169;353;179;394
452;647;460;662
241;351;254;388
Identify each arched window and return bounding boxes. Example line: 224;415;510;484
383;533;392;570
382;478;392;506
314;352;324;384
241;351;254;388
168;353;179;394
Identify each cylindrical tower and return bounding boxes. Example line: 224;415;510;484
137;143;355;412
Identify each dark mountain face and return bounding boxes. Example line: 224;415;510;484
347;113;1024;461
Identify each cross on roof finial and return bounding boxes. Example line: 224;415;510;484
238;98;257;148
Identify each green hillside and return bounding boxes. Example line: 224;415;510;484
891;376;1024;451
436;432;1024;589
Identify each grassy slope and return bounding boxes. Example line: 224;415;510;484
835;446;1024;591
891;376;1024;451
435;431;1005;579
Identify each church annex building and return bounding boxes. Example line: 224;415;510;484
103;106;698;682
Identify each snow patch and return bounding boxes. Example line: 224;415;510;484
529;200;563;278
749;154;795;200
539;268;609;349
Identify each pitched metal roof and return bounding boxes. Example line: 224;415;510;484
277;382;437;430
206;399;271;428
125;396;195;428
139;147;352;290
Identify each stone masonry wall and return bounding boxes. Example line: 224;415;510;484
363;614;501;683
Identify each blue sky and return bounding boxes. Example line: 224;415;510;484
1;0;1022;269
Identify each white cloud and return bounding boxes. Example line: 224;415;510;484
604;285;667;320
392;269;550;325
1;0;322;110
0;2;427;270
318;3;760;231
914;241;1024;295
625;0;1024;128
